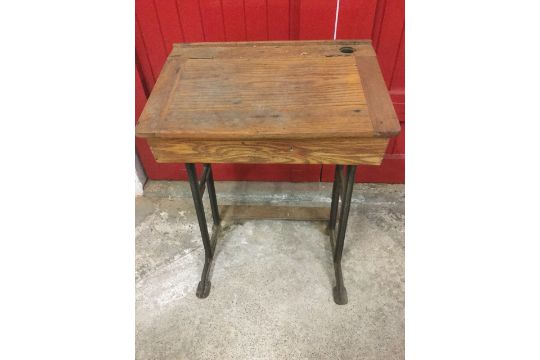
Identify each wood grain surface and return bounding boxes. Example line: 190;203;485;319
170;40;377;58
356;56;401;136
135;40;400;165
150;56;371;140
219;205;330;222
147;137;388;165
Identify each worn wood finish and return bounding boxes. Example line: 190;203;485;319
219;205;330;222
170;40;376;57
143;56;370;140
356;55;401;136
148;137;389;165
136;40;399;165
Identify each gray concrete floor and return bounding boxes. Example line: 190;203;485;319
136;181;404;360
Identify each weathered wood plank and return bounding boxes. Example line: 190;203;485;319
356;55;400;136
139;56;372;140
219;205;330;222
170;40;377;58
147;137;388;165
172;40;374;47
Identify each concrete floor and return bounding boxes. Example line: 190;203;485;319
136;181;404;360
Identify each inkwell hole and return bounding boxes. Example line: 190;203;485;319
339;46;355;54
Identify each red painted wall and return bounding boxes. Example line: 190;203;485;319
135;0;404;183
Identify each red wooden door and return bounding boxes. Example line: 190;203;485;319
135;0;404;183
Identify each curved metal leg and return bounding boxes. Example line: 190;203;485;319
186;162;356;304
327;165;343;234
206;165;221;226
185;163;220;299
328;165;356;305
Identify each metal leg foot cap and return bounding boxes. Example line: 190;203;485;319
333;286;348;305
196;280;211;299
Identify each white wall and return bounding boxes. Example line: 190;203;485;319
135;153;146;196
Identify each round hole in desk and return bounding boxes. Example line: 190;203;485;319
339;46;355;54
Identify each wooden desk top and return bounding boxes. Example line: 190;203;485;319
136;40;400;165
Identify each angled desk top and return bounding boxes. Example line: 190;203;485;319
136;40;399;165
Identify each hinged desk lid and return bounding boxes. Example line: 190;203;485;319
136;40;399;140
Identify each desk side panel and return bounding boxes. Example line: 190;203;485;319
147;138;389;166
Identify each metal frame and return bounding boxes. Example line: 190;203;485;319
185;163;221;298
185;163;357;305
326;165;357;305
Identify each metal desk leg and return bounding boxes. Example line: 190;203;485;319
206;164;221;226
185;163;221;299
328;165;357;305
327;165;343;234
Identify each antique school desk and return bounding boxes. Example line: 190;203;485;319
136;40;400;305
